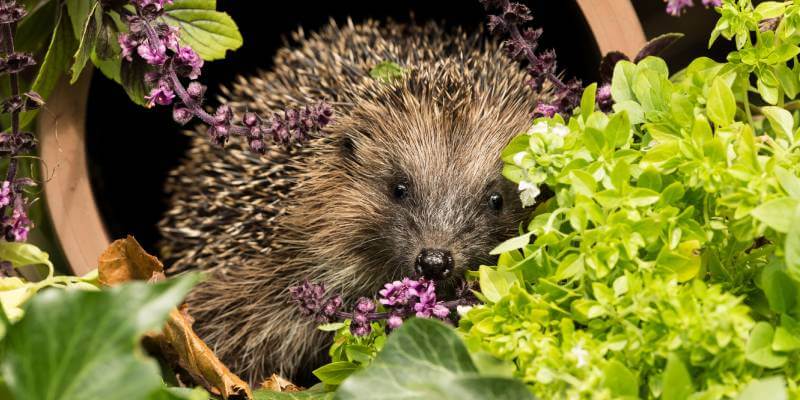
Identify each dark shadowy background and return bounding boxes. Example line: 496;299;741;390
85;1;732;251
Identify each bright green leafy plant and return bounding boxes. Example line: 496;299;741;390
457;1;800;398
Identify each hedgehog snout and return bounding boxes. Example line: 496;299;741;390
414;248;454;280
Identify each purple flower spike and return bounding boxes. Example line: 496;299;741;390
174;46;203;79
145;80;175;107
0;181;11;208
137;39;168;65
118;33;140;61
534;103;558;118
596;83;613;113
387;314;403;329
289;280;343;323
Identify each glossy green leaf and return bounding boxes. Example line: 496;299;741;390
1;275;199;400
662;354;694;400
162;0;243;61
746;322;788;368
335;319;535;400
707;77;736;126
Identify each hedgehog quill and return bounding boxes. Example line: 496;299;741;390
153;3;571;386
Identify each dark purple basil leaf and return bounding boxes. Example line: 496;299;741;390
599;51;630;83
633;32;684;63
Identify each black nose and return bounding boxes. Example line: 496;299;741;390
415;249;454;280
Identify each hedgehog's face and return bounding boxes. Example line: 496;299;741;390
322;75;535;289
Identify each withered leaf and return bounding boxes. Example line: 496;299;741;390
98;235;166;285
97;236;253;400
259;374;302;392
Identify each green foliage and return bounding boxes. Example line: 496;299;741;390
369;60;407;83
313;320;386;389
458;1;800;398
162;0;244;61
0;275;204;400
15;0;242;110
335;318;535;400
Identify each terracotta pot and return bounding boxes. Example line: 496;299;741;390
40;0;646;276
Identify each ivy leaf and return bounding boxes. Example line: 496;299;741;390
1;275;200;400
335;318;535;400
707;77;736;126
745;322;788;368
69;0;101;83
162;0;243;61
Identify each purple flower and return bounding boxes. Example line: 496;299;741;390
702;0;721;7
118;33;139;61
135;0;173;11
350;297;376;336
4;198;31;242
534;103;558;118
0;181;11;208
174;46;203;79
379;278;421;306
666;0;694;16
172;104;193;125
145;80;175;107
597;83;613;113
387;314;403;329
137;39;167;65
289;281;343;323
0;1;27;24
412;283;450;319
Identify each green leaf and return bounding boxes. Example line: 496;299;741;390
745;322;788;368
21;5;77;128
490;233;533;255
737;376;787;400
775;167;800;198
662;354;694;400
478;266;517;303
580;83;597;120
754;1;786;19
1;275;200;400
0;242;54;273
602;360;638;398
313;361;360;386
751;198;799;233
70;0;101;83
255;386;333;400
707;77;736;126
760;259;798;314
162;0;243;61
605;110;631;149
761;106;794;141
120;57;150;106
335;319;534;400
611;61;636;103
369;61;406;84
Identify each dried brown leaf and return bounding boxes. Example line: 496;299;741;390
98;235;166;285
259;374;302;392
97;236;253;400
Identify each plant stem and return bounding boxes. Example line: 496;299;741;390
0;11;19;218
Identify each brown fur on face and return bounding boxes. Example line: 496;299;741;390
158;18;542;384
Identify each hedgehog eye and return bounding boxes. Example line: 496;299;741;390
391;182;409;200
488;192;503;211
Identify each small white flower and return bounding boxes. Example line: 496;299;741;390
551;124;570;138
571;345;589;367
726;143;736;166
527;121;549;135
512;151;528;166
518;180;540;207
456;305;473;316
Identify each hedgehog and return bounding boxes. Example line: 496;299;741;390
158;18;545;385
